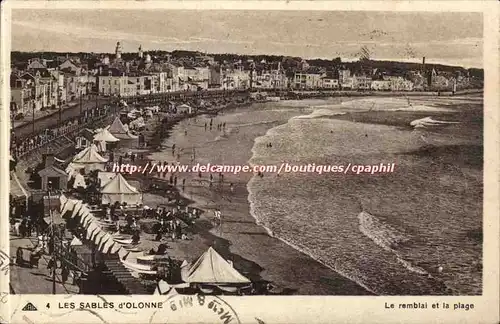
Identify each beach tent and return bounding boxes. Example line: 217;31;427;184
108;117;127;134
129;117;145;130
107;117;138;139
93;128;120;152
72;173;87;189
65;163;80;180
98;171;118;188
59;194;68;207
70;237;83;246
153;280;180;296
93;128;119;143
177;104;193;114
60;198;77;215
71;144;108;172
10;171;29;204
101;173;142;206
181;247;250;285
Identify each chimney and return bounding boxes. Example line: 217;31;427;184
422;57;425;65
43;153;55;168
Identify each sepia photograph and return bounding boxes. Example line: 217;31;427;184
7;8;485;300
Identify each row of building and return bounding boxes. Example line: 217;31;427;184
10;42;479;117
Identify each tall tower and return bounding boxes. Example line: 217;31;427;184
115;42;123;60
138;45;143;59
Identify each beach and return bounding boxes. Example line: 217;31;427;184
140;101;371;295
127;94;481;295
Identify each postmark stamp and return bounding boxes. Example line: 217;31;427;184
149;294;243;324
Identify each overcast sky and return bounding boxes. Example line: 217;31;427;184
11;10;482;68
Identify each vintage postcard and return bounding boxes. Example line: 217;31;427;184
1;1;499;324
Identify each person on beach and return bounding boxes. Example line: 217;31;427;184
223;122;226;129
174;176;177;186
47;256;56;277
204;122;207;131
61;265;69;285
229;183;234;193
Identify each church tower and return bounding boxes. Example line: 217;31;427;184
138;45;143;59
115;42;123;60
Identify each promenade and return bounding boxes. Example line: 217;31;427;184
9;236;79;295
13;96;112;139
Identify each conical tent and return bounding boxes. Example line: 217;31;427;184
101;173;142;206
93;129;120;143
72;144;108;171
154;280;178;296
108;117;128;134
181;247;250;285
107;117;138;139
70;237;83;246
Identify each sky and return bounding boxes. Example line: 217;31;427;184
11;10;483;68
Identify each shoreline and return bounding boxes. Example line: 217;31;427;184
139;99;374;295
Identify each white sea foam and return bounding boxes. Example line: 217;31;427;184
358;211;429;276
410;117;460;129
341;98;455;112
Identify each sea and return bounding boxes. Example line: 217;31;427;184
151;96;483;295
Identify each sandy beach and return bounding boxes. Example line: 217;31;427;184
138;101;373;295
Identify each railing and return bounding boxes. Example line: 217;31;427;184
14;114;111;160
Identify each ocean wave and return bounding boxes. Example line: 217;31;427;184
341;98;455;113
293;110;347;119
358;211;429;276
410;117;460;129
246;178;377;294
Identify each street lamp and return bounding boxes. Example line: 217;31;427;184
32;103;35;135
47;180;56;294
58;87;63;126
79;89;83;116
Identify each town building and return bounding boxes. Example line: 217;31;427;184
292;71;324;89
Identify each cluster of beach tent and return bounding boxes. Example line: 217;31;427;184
64;144;142;206
59;194;251;295
59;195;151;269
